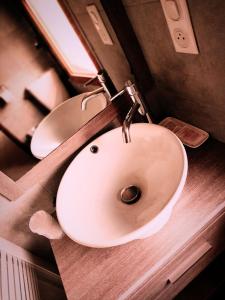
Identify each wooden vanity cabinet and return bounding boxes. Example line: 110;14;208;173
132;211;225;300
51;140;225;300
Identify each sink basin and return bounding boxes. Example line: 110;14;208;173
31;92;107;159
56;123;188;248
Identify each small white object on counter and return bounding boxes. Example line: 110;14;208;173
29;210;64;240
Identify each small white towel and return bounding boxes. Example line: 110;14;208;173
29;210;64;240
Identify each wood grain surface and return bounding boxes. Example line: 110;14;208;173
0;171;23;201
51;139;225;300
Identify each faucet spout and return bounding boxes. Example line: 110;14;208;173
110;80;150;143
122;101;140;143
81;70;117;111
81;87;104;111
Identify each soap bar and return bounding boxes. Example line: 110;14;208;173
159;117;209;148
29;210;64;240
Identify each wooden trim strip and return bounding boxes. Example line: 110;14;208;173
167;241;212;284
0;171;23;201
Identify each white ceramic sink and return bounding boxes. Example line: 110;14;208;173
56;123;188;248
30;92;107;159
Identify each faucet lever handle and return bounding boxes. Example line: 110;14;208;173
125;81;146;116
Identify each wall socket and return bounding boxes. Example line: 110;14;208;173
160;0;199;54
86;5;113;45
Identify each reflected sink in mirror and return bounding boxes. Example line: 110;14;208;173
30;92;107;159
56;123;188;248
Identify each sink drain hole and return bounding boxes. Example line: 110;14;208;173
120;185;141;205
90;145;98;153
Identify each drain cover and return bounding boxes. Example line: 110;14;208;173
120;185;141;205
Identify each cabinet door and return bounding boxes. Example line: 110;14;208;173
130;211;225;300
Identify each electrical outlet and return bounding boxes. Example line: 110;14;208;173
86;5;113;45
173;29;189;48
160;0;199;54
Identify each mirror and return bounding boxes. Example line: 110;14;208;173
0;0;115;181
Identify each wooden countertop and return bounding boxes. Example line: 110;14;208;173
51;139;225;300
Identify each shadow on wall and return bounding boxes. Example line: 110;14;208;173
122;0;225;143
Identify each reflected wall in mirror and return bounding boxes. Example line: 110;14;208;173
0;0;115;181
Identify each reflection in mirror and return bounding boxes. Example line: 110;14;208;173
0;0;114;180
30;91;107;159
23;0;98;78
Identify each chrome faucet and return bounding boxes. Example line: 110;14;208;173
122;101;140;143
81;71;113;111
111;80;152;143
